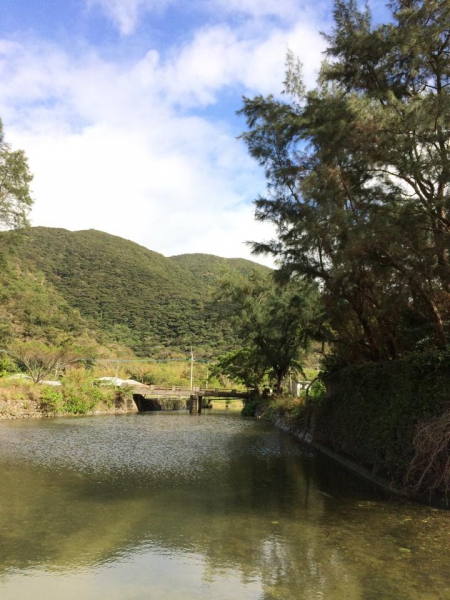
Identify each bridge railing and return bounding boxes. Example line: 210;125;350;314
131;384;250;395
130;383;253;398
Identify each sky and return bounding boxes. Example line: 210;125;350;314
0;0;390;264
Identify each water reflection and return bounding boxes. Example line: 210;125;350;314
0;412;449;599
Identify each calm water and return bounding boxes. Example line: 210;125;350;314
0;411;449;600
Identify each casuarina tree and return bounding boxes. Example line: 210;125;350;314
240;1;450;365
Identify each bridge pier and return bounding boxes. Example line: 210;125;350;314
189;395;198;414
189;395;203;414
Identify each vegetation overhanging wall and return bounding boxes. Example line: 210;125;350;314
313;352;450;497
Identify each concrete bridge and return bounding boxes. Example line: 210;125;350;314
130;384;255;414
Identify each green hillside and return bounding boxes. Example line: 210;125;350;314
10;227;268;358
170;253;265;282
0;259;86;346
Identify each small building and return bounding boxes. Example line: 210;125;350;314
288;380;311;396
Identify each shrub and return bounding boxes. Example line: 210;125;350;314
127;370;156;385
242;396;268;417
40;386;64;413
264;395;306;421
306;378;326;406
0;370;126;416
0;356;17;377
406;409;450;499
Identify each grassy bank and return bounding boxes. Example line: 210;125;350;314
0;373;135;419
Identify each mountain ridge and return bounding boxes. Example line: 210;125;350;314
5;227;269;358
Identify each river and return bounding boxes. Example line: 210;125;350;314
0;411;449;599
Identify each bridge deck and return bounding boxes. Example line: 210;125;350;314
130;385;253;400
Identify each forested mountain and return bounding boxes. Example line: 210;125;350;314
6;227;268;358
0;259;91;347
170;253;265;283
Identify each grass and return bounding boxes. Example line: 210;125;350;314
0;378;41;403
0;368;129;416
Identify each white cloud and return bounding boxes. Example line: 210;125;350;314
86;0;171;35
0;11;325;265
137;23;325;107
212;0;306;21
85;0;326;36
13;119;275;264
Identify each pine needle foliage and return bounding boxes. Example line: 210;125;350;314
239;0;450;364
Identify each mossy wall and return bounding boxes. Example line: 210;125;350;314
314;352;450;485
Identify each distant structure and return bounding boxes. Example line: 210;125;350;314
288;380;311;396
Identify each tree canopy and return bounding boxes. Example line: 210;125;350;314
0;120;33;234
240;0;450;367
216;272;321;393
211;347;270;392
5;340;88;383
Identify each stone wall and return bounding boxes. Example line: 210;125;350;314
0;394;138;420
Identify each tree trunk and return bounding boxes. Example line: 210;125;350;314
276;372;284;395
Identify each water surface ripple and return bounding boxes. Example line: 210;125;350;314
0;412;449;599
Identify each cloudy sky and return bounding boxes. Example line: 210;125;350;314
0;0;389;264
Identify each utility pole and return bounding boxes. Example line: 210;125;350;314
190;346;194;391
206;365;209;390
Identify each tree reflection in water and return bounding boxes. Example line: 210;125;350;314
0;413;448;600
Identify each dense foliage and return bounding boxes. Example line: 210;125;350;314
7;340;91;383
216;272;321;393
0;119;33;237
211;347;270;392
240;0;450;366
0;260;93;346
0;372;130;416
3;227;268;358
313;352;450;496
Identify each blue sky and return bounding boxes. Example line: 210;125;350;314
0;0;389;263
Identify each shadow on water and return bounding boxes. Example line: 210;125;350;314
0;412;449;599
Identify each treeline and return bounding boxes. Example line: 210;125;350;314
240;0;450;368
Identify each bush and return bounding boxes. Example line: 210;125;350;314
63;385;97;414
126;369;156;385
306;378;326;406
41;371;120;415
0;370;127;416
0;356;17;377
40;386;64;412
406;409;450;498
241;396;263;417
264;395;306;421
0;378;40;404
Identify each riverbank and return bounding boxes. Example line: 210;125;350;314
0;381;244;420
250;351;450;506
0;379;137;419
264;409;450;509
